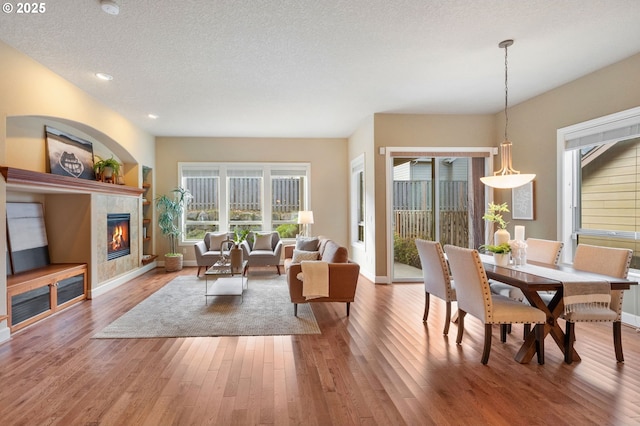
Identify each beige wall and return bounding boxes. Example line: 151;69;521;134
0;40;156;339
370;113;496;279
155;137;349;261
501;52;640;241
347;116;375;280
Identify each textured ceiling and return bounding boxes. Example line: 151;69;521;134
1;0;640;138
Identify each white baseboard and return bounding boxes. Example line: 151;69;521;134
0;324;11;345
90;261;157;298
622;312;640;329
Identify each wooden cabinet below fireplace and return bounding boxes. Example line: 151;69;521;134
7;263;87;332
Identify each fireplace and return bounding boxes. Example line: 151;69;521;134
107;213;130;260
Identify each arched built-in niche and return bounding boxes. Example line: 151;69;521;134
5;115;138;183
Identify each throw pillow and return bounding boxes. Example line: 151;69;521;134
208;232;228;251
295;236;319;251
253;233;273;250
292;249;320;263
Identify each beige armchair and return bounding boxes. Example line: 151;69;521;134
444;244;546;365
415;239;456;335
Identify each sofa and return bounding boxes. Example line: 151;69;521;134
193;231;234;276
285;236;360;316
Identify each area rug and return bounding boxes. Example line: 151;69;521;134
93;274;320;338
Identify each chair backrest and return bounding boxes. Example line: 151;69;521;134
525;238;563;264
572;244;633;317
415;239;454;302
573;244;632;279
444;245;492;322
247;231;280;251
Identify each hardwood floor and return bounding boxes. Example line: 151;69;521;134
1;267;640;425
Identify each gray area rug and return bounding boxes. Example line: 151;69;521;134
93;274;320;338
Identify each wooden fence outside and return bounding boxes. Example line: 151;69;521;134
394;210;469;247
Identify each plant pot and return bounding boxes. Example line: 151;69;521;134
493;252;510;267
103;166;114;178
165;253;183;272
494;228;510;246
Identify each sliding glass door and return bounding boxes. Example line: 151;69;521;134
390;152;487;282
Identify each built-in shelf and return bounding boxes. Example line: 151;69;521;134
1;167;145;197
141;254;157;265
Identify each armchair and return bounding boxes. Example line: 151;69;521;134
194;231;234;276
240;231;283;275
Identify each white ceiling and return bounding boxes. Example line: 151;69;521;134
1;0;640;138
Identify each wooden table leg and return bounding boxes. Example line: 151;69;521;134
514;289;580;363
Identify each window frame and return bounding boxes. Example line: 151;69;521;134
178;162;311;244
557;106;640;265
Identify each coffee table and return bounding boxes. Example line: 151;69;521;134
204;259;248;303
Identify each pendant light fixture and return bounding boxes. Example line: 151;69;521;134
480;39;535;189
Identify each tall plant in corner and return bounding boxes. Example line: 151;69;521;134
156;187;192;271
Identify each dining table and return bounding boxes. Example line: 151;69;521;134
480;253;637;363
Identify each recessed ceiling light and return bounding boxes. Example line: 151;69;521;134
100;0;119;15
148;114;158;119
95;72;113;81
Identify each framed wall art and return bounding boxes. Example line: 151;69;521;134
45;126;96;180
511;181;534;220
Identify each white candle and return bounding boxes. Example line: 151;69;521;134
515;225;525;241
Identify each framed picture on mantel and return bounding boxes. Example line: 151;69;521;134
45;126;96;180
512;181;534;220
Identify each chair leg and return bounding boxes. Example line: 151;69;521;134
535;323;545;365
293;303;298;316
197;266;202;277
276;265;281;275
456;310;466;345
564;321;575;364
346;302;351;316
481;324;492;365
423;293;430;322
499;324;508;343
507;323;512;334
523;323;531;340
613;321;624;362
443;301;451;336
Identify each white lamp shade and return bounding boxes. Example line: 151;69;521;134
297;211;314;225
480;173;535;189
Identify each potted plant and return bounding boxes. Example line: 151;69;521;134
480;242;511;266
155;187;192;271
482;202;510;245
93;155;122;182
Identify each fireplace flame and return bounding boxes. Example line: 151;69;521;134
111;225;125;251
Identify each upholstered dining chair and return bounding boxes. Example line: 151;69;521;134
444;245;546;365
562;244;633;364
415;239;456;335
490;238;564;301
489;238;564;339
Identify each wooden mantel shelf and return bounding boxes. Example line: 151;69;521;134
1;167;145;197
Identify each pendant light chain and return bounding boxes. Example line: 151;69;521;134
504;42;509;142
